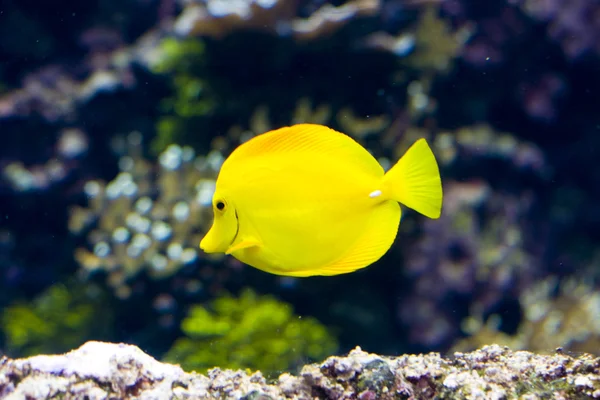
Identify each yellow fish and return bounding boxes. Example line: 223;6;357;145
200;123;442;277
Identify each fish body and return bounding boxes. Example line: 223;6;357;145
200;124;442;277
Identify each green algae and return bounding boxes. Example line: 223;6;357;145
1;282;112;357
404;6;472;75
150;37;215;154
163;288;338;377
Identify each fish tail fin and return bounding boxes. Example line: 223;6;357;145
381;138;442;219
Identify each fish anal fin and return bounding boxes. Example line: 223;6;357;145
226;238;261;255
311;201;401;276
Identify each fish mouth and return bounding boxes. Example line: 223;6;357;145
229;210;240;247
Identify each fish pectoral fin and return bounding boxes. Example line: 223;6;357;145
225;238;261;255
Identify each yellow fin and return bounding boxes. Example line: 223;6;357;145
226;238;261;255
290;201;401;277
382;138;442;219
222;123;383;178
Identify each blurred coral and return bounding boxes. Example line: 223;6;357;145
511;0;600;59
163;287;338;376
454;275;600;354
0;28;169;122
0;64;134;123
336;107;390;140
240;98;334;138
404;6;472;74
366;6;473;74
1;282;112;357
213;97;389;158
2;128;88;192
388;123;550;351
70;131;225;299
457;4;527;67
518;72;567;123
434;124;548;174
393;124;550;350
173;0;381;41
398;175;544;348
379;123;548;178
150;37;215;154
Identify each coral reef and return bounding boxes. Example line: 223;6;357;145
148;35;389;156
511;0;600;59
398;179;543;349
0;56;129;123
454;275;600;355
150;37;215;154
1;282;112;358
69;131;224;299
0;0;169;88
386;123;547;174
2;128;88;192
436;124;548;173
382;122;550;350
214;97;390;161
173;0;382;41
163;288;338;376
0;27;168;122
2;342;600;399
366;6;473;75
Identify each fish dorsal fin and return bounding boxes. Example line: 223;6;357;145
222;124;382;176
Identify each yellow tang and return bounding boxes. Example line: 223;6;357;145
200;123;442;277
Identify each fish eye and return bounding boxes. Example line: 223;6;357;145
216;201;225;211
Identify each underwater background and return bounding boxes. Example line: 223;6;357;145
1;0;599;376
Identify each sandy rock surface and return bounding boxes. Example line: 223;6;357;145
1;341;599;399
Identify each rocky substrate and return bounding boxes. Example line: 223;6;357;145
1;341;599;399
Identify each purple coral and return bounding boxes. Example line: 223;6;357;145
398;180;544;348
510;0;600;59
